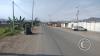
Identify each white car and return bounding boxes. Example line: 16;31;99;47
72;26;87;31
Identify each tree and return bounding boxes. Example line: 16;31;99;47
8;16;25;31
18;16;25;28
8;17;14;32
33;17;40;26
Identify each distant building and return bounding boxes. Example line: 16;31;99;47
0;19;8;24
48;21;68;28
0;19;9;27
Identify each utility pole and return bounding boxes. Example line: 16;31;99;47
12;0;15;32
32;0;34;27
76;7;79;26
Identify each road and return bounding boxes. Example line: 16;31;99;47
0;24;99;56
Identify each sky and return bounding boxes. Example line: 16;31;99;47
0;0;100;22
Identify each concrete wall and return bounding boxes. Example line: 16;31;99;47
61;23;65;28
67;22;100;32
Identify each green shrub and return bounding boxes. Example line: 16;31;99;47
3;28;10;33
0;27;20;37
0;28;7;35
4;32;14;36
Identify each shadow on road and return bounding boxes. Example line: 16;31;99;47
25;33;43;35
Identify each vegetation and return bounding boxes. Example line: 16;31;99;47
33;17;40;26
8;16;25;31
0;16;40;38
0;27;10;36
0;16;25;38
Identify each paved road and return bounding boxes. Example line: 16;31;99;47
0;25;99;56
39;24;100;56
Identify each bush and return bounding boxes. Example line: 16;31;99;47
0;28;7;35
14;25;21;30
4;32;14;36
3;28;10;33
0;27;21;38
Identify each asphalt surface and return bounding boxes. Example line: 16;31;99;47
39;24;100;56
0;25;99;56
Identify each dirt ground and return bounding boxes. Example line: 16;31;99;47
0;26;41;54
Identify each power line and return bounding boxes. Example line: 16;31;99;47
47;1;70;20
8;0;32;18
14;3;32;18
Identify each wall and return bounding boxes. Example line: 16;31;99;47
61;23;65;28
67;22;100;32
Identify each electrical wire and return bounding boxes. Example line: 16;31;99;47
14;3;32;18
8;0;32;18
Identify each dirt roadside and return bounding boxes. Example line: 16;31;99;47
0;26;42;54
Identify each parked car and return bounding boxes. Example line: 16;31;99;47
72;26;87;31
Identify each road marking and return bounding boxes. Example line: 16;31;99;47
81;40;85;49
78;38;91;51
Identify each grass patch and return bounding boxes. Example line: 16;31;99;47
0;27;9;35
0;27;21;39
2;30;20;36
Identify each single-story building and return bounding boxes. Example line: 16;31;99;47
48;21;68;28
67;21;100;32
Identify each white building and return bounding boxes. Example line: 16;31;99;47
67;22;100;32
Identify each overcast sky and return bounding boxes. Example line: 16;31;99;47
0;0;100;21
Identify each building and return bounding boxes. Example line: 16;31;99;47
0;19;8;24
0;19;9;27
48;21;68;28
67;17;100;32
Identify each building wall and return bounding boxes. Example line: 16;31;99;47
61;23;65;28
68;22;100;32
